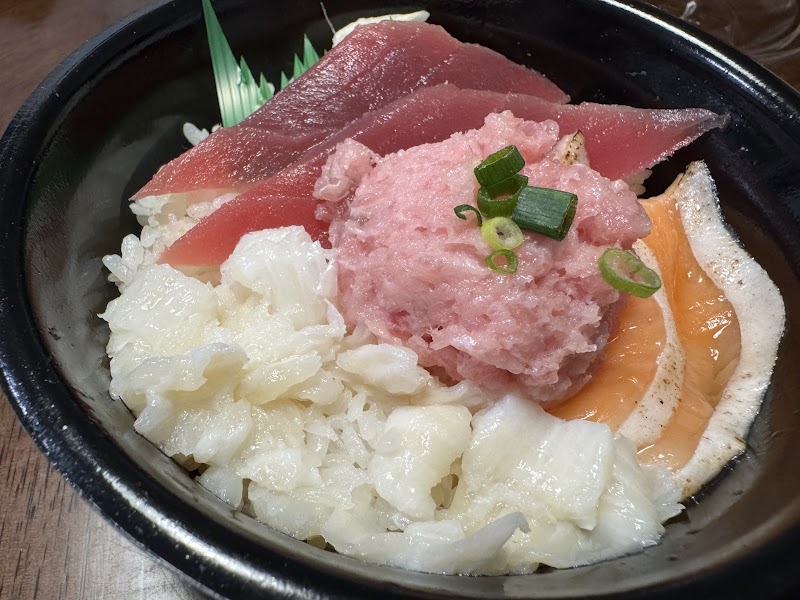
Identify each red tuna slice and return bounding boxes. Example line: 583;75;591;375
421;40;568;101
158;85;516;266
159;85;724;267
132;21;568;200
500;97;728;181
152;167;316;268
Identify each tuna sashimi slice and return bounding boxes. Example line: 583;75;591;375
158;163;326;267
496;99;728;182
158;85;515;266
159;85;724;267
133;21;568;200
422;41;566;100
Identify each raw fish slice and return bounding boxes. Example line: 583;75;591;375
673;163;783;496
422;42;569;102
159;85;724;267
157;85;512;266
635;168;742;473
633;162;783;498
133;21;568;200
550;252;684;447
615;242;684;446
496;98;727;182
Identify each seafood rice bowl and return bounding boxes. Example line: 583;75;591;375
97;12;784;577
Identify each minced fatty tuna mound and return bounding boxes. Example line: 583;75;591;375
318;112;651;405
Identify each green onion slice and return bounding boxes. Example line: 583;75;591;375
454;204;483;226
485;249;519;274
598;248;662;298
477;174;528;217
483;173;529;198
512;186;578;241
481;217;524;251
474;145;525;187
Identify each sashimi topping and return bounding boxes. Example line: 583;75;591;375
636;174;742;471
493;98;727;182
551;242;684;446
133;21;569;200
549;161;783;497
158;85;724;268
667;163;784;496
550;292;668;429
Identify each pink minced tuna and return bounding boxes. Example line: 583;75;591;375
317;112;651;405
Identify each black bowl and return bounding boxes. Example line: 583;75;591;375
2;0;800;598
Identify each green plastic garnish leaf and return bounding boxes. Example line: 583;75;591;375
292;54;305;80
201;0;320;127
281;35;321;90
201;0;271;127
302;35;320;70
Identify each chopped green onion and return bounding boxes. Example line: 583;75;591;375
477;174;528;217
454;204;483;226
485;249;519;274
481;217;524;251
512;186;578;240
598;248;662;298
474;145;525;187
202;0;320;125
483;173;529;198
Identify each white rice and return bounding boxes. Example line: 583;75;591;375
100;198;681;574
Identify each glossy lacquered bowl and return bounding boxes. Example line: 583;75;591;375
2;0;800;598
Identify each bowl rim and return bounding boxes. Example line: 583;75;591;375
2;1;800;598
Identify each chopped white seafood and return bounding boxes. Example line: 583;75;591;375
198;466;245;509
221;227;336;329
322;509;529;575
369;405;472;520
102;199;684;574
450;394;615;531
100;264;219;364
447;395;678;571
337;344;429;395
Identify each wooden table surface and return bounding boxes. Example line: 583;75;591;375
0;4;206;599
2;1;800;599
